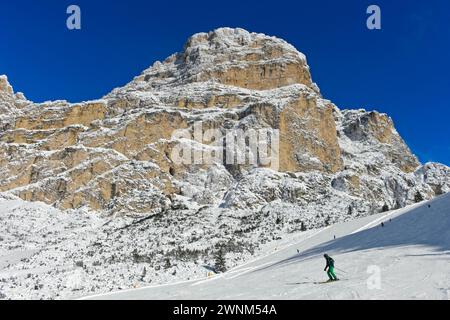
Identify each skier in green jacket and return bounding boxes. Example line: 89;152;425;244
324;254;338;281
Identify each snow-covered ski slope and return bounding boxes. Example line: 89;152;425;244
82;193;450;300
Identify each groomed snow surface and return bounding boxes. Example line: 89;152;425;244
82;193;450;300
1;193;449;300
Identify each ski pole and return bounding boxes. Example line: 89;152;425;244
335;267;348;274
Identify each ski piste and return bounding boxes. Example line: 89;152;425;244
80;193;450;299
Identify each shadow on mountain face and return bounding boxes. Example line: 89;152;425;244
254;193;450;273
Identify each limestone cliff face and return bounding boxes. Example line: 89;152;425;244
0;75;14;97
278;98;342;173
0;28;448;216
0;75;28;116
339;109;419;172
130;28;318;93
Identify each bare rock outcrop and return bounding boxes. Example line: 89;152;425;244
0;28;448;217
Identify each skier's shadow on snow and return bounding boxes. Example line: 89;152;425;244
251;194;450;274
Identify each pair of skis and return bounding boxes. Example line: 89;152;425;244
314;279;342;284
286;279;346;285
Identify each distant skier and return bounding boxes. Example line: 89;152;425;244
323;254;338;282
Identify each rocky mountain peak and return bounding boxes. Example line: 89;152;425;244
128;27;318;93
0;75;14;97
0;75;28;104
0;75;29;116
0;28;448;218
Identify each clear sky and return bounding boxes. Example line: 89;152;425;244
0;0;449;165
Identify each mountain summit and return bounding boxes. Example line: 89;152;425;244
124;27;318;92
0;27;448;217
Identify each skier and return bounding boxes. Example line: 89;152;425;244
323;254;338;282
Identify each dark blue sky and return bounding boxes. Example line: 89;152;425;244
1;0;449;165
